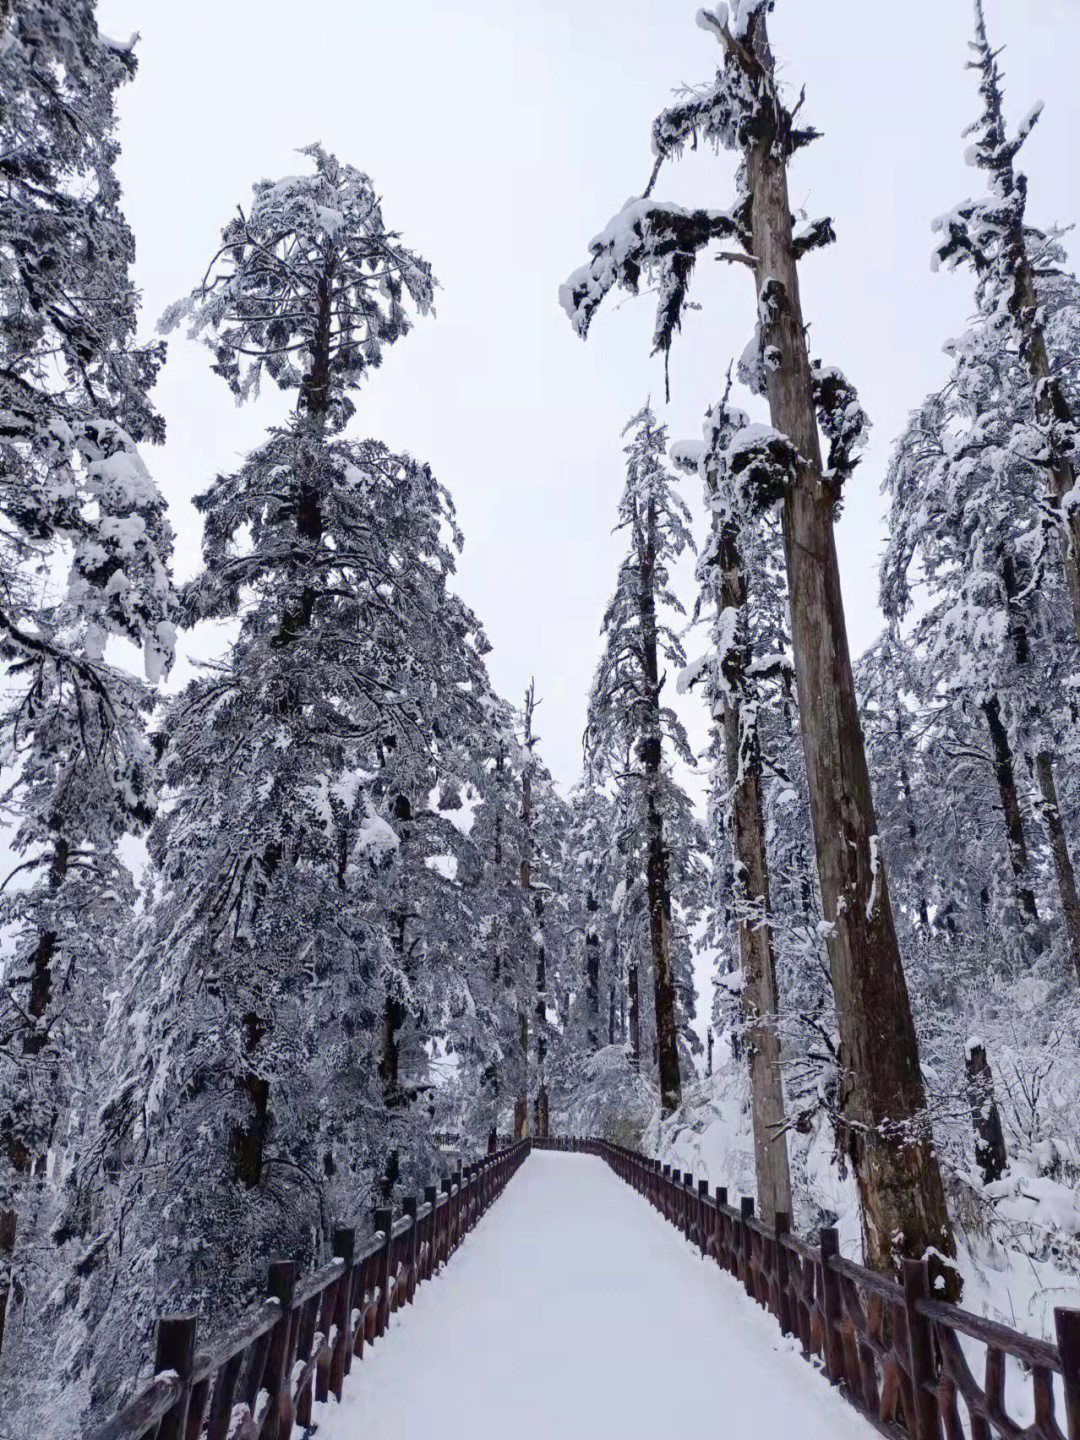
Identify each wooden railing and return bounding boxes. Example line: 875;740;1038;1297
90;1139;530;1440
548;1136;1080;1440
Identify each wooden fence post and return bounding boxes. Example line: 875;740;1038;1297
374;1208;393;1337
442;1177;454;1258
1056;1308;1080;1440
424;1185;438;1281
904;1258;943;1440
740;1198;755;1300
330;1228;355;1399
774;1212;791;1335
205;1333;244;1440
403;1198;419;1302
819;1227;844;1386
262;1259;298;1440
153;1315;197;1440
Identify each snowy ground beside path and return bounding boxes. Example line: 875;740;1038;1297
313;1149;871;1440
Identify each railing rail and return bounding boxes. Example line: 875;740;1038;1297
89;1138;531;1440
537;1135;1080;1440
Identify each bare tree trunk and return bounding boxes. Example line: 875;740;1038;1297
711;521;792;1224
742;12;956;1288
964;1041;1007;1185
230;1012;270;1189
983;696;1040;929
380;794;412;1106
6;835;69;1157
516;685;537;1139
638;498;682;1115
585;892;601;1051
894;712;930;929
1034;751;1080;984
536;1084;549;1139
997;556;1078;976
628;964;640;1071
723;693;793;1222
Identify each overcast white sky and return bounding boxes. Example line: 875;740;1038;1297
98;0;1080;789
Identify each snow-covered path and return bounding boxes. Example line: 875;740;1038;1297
314;1150;871;1440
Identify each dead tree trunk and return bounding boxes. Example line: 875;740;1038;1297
894;711;930;930
712;520;793;1224
723;695;794;1223
628;964;640;1071
998;554;1080;980
741;11;957;1288
638;497;682;1115
964;1041;1007;1185
380;793;412;1106
230;1012;270;1189
585;889;601;1051
516;684;537;1139
1035;752;1080;984
983;696;1040;930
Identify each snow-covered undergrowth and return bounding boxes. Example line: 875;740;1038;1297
555;1045;658;1150
647;1055;1080;1343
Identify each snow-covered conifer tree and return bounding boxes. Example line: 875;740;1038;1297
0;7;176;1415
674;388;793;1222
885;2;1080;981
586;405;703;1115
933;0;1080;644
566;778;619;1056
78;149;490;1416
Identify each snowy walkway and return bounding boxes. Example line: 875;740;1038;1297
314;1149;871;1440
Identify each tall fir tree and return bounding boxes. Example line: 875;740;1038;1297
0;6;176;1418
933;0;1080;644
563;0;957;1288
674;387;794;1222
586;405;702;1114
77;149;491;1420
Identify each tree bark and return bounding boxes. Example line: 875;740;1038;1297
894;711;930;929
982;695;1040;928
2;835;70;1186
742;12;957;1288
230;1012;270;1188
998;555;1080;980
723;692;794;1223
711;521;792;1224
964;1041;1007;1186
380;794;412;1106
628;963;640;1071
638;497;682;1115
585;890;601;1051
516;686;536;1139
1034;751;1080;984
